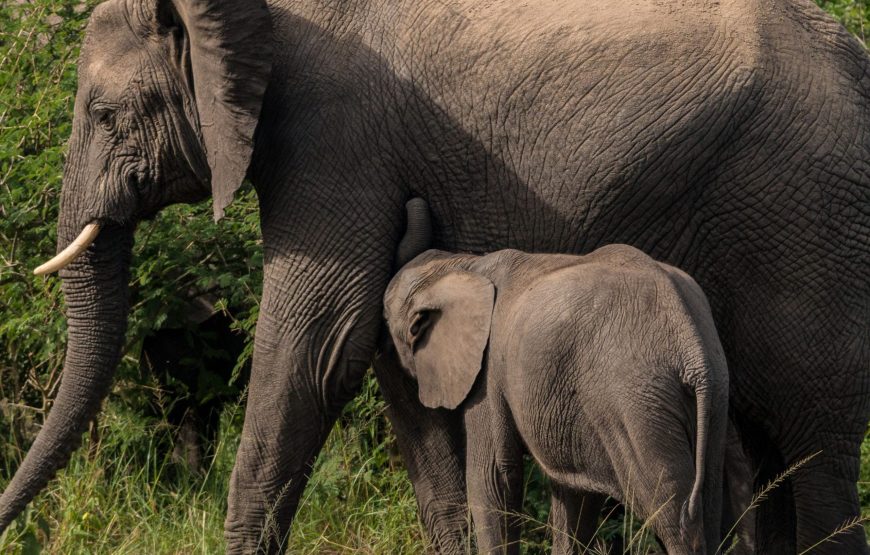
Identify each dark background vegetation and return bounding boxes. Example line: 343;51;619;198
0;0;866;552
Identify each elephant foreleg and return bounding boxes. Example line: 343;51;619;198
374;352;471;554
463;398;524;555
224;310;371;553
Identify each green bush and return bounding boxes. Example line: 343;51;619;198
817;0;867;44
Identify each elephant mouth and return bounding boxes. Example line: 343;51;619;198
33;222;102;275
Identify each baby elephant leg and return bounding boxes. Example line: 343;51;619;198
549;486;604;555
465;400;524;555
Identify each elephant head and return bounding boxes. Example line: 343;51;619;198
383;253;495;410
0;0;271;531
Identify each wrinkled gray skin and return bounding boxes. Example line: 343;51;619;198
383;246;730;555
1;0;868;552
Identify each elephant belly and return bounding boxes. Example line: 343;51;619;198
394;0;764;261
513;392;621;499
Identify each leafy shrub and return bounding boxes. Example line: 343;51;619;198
817;0;867;45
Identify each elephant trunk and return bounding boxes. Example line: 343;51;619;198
0;224;133;532
395;198;432;269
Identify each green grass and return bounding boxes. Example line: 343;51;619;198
0;377;428;554
0;0;868;553
0;375;669;554
0;374;865;553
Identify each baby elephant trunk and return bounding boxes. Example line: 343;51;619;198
680;374;726;553
395;198;432;269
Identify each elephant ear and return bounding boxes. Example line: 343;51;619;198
412;271;495;410
156;0;272;220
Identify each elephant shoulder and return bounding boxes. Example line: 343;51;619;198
579;244;660;274
518;251;648;314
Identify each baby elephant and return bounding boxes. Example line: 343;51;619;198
383;245;729;554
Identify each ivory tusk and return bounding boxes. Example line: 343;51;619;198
33;223;101;276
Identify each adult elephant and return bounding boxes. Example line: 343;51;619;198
0;0;867;553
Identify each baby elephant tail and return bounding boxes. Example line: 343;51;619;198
680;381;715;552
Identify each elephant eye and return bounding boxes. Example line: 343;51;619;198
409;311;431;341
93;107;116;132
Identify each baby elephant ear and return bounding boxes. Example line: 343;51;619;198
414;271;495;410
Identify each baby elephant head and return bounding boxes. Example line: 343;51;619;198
384;252;495;410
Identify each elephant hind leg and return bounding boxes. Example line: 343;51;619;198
720;423;756;555
788;444;868;554
742;410;868;554
548;487;604;555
